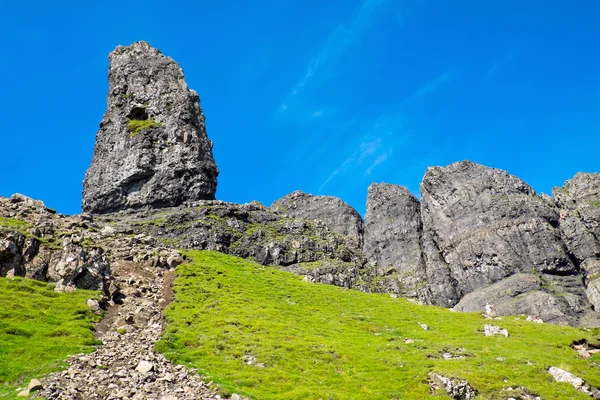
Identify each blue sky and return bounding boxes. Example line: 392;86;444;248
1;1;599;215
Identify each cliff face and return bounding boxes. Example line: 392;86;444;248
82;41;218;214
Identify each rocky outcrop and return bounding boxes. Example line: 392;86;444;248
0;194;183;298
553;173;600;311
362;183;428;298
420;161;577;307
82;41;218;214
454;273;591;326
271;190;364;246
104;200;365;280
548;367;600;399
429;372;476;399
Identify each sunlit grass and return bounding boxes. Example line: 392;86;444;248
0;277;101;399
157;251;600;399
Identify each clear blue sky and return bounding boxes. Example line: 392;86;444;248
1;1;599;215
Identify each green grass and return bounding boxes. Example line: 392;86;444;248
0;217;62;250
157;251;600;400
0;217;30;231
127;118;161;137
0;277;101;399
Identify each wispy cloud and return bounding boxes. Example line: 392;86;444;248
276;0;394;116
364;151;391;176
316;68;456;192
485;49;518;81
403;70;455;104
319;114;404;191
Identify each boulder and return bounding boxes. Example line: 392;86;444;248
429;372;476;399
454;273;589;326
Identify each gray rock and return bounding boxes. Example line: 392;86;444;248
271;190;364;246
554;173;600;311
454;273;588;326
363;183;428;297
135;360;154;373
420;161;576;306
548;366;600;398
82;41;218;214
484;324;508;337
114;200;364;272
27;379;43;391
429;372;476;399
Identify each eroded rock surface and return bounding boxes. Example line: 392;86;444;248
454;273;592;326
0;194;182;298
82;41;218;214
420;161;576;306
271;190;364;246
103;200;366;286
554;173;600;311
362;183;428;298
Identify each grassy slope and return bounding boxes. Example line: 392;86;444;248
157;251;600;400
0;277;101;399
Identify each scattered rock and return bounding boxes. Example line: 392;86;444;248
548;366;600;398
429;372;477;399
27;379;43;391
419;323;430;331
135;360;154;373
87;298;101;313
484;324;509;337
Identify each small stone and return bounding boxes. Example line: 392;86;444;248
135;360;154;373
484;324;509;337
16;389;29;397
231;394;241;400
27;379;43;391
87;298;101;312
419;323;430;331
405;339;414;344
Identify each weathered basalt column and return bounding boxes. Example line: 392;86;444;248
82;41;218;214
362;183;429;298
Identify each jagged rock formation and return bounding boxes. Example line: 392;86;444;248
101;199;365;286
0;194;183;299
420;161;576;304
360;162;600;326
553;173;600;311
362;183;428;298
6;41;600;328
82;41;218;214
271;190;364;246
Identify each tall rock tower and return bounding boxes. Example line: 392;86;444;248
82;41;219;214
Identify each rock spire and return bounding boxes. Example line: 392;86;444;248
82;41;218;214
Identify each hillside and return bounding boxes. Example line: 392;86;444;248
1;40;600;399
158;251;600;400
0;278;101;399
